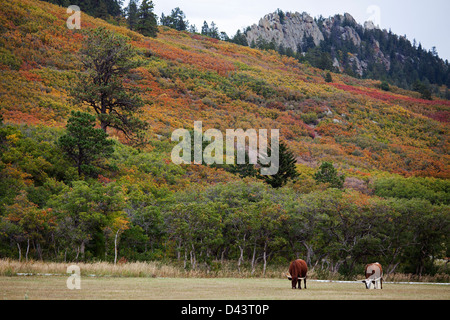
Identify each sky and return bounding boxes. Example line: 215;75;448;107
124;0;450;61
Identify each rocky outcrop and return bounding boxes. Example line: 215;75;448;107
245;12;324;53
244;11;387;77
321;14;362;47
246;11;372;54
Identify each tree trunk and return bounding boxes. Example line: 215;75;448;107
302;242;314;267
81;241;85;261
25;238;30;262
101;120;108;133
238;245;244;273
36;242;43;261
114;229;121;265
75;245;80;262
251;244;257;275
177;240;181;261
262;242;268;276
190;244;196;270
17;243;21;262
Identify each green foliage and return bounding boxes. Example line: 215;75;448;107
58;111;115;177
380;81;390;91
0;47;22;70
303;48;334;71
374;176;450;205
413;80;433;100
301;112;319;125
44;0;122;18
314;162;345;189
325;72;333;83
47;180;128;261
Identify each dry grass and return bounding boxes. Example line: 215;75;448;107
0;259;181;278
0;258;296;279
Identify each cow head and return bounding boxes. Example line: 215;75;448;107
362;279;375;289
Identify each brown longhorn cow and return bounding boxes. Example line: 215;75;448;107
287;259;308;289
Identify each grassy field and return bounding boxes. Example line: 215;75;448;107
1;276;449;300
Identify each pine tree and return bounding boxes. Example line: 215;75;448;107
160;13;172;27
209;21;219;39
71;27;148;144
170;7;188;31
126;0;139;31
231;30;248;46
201;21;209;36
260;141;299;189
58;111;115;177
314;162;345;189
136;0;158;37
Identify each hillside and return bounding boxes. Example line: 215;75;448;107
1;0;449;179
0;0;448;276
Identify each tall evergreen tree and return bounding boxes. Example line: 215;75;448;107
162;7;188;31
126;0;139;31
201;21;209;36
260;141;299;189
160;13;172;27
71;27;148;144
170;7;188;31
136;0;158;38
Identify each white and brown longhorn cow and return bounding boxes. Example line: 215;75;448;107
362;262;383;289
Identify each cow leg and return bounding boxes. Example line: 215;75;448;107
304;277;307;290
298;279;302;290
292;279;297;289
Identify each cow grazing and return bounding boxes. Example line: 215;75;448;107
287;259;308;289
362;262;383;289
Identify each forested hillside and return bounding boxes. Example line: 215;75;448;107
0;0;448;278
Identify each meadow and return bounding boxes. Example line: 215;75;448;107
0;260;448;300
1;276;449;300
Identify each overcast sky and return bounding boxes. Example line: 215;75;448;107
125;0;450;60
